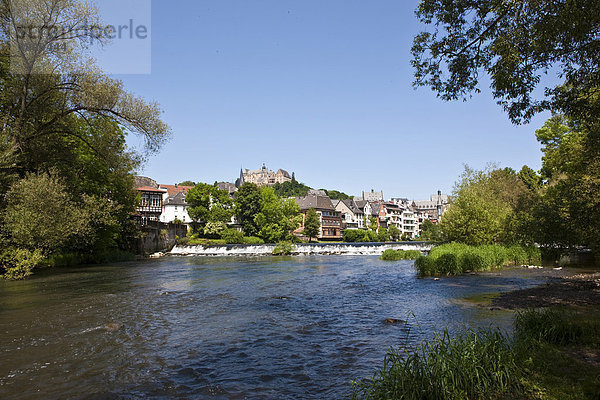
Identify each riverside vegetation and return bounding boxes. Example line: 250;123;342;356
351;308;600;400
0;1;170;279
380;249;423;261
414;243;541;277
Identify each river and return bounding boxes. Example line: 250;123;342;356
0;256;561;399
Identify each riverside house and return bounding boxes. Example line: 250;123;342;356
294;190;343;240
333;199;365;229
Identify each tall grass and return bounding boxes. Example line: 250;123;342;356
414;243;541;277
380;249;422;261
352;308;600;400
352;328;524;400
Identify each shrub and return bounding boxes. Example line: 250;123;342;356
414;255;435;276
435;253;460;275
404;250;423;259
344;229;364;243
243;236;265;245
1;248;44;280
380;249;424;261
460;251;487;272
507;245;528;265
272;241;295;256
221;229;244;244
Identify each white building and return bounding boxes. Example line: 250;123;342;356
333;199;365;229
160;192;191;224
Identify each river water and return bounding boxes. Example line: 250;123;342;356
0;256;560;399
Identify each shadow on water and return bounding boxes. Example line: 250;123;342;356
0;256;564;399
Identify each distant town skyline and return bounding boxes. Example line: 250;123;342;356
116;0;551;199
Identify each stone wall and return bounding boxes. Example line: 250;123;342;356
137;221;188;255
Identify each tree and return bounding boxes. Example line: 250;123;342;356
440;166;530;246
322;190;353;200
518;166;542;191
420;220;445;243
254;187;302;243
377;227;389;242
2;172;118;254
273;180;311;197
234;183;262;236
411;0;600;124
303;208;321;243
186;183;233;233
388;225;401;242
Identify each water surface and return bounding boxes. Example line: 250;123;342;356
0;256;558;399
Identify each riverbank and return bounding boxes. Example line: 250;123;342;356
353;268;600;399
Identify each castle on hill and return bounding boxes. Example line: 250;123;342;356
235;164;292;188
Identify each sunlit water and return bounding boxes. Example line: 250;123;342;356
0;256;559;399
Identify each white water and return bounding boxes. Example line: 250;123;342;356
169;242;433;256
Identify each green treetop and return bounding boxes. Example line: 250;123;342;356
303;208;321;243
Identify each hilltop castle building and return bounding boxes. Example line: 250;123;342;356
236;164;292;187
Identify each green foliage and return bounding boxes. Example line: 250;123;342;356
518;165;542;191
514;308;600;347
440;166;531;246
420;219;445;243
186;183;233;228
352;328;524;400
411;0;600;124
273;180;311;197
416;243;540;277
0;248;44;280
234;183;262;237
365;230;378;243
353;307;600;400
387;225;401;242
344;229;365;242
322;189;353;200
380;249;422;261
303;208;321;243
272;241;295;256
220;229;244;244
377;228;389;243
254;187;302;243
243;236;264;245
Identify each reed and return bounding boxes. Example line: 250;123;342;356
414;243;541;277
380;249;422;261
352;328;524;400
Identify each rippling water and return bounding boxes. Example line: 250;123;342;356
0;256;558;399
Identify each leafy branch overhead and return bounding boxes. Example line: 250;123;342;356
412;0;600;123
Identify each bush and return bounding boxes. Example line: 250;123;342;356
416;243;541;276
1;248;44;280
435;253;461;275
380;249;423;261
414;255;435;276
506;245;528;265
243;236;265;245
221;229;244;244
344;229;364;243
272;241;295;256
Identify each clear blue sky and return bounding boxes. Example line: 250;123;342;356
108;0;550;200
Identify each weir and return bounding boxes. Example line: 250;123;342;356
169;242;434;256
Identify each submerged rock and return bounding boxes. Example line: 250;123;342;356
383;318;404;324
103;323;122;332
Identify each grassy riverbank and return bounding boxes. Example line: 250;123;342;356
414;243;541;277
352;307;600;400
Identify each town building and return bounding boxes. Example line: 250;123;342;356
217;182;238;197
333;199;365;229
160;191;192;224
135;186;167;224
294;190;343;240
361;189;384;202
236;164;292;187
412;190;449;221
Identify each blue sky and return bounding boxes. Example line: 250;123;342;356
104;0;550;200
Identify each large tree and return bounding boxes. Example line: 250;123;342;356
412;0;600;124
303;208;320;243
234;182;262;237
254;187;302;243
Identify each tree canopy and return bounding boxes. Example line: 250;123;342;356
303;208;321;243
412;0;600;124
